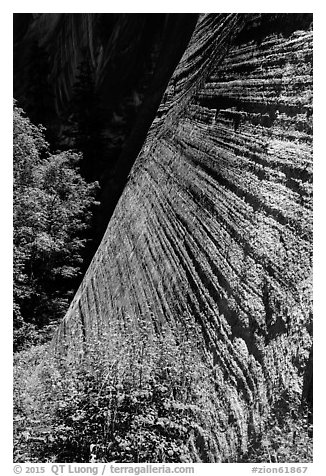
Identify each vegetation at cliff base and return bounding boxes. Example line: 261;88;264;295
13;317;312;463
14;321;221;463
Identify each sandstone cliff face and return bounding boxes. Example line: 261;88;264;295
54;14;313;460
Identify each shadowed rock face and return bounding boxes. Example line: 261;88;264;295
54;14;312;459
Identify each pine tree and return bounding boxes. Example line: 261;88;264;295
64;56;107;182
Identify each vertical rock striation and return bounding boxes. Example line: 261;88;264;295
54;14;313;460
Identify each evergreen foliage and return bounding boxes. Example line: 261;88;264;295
13;102;98;351
63;58;107;182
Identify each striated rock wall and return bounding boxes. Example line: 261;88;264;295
54;14;313;459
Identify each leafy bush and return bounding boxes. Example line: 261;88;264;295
13;102;99;350
13;318;221;463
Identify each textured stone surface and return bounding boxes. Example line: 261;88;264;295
54;14;313;459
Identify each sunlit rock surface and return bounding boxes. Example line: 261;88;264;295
54;14;313;460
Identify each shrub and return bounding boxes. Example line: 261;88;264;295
13;319;219;463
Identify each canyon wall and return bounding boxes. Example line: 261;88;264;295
54;14;313;459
